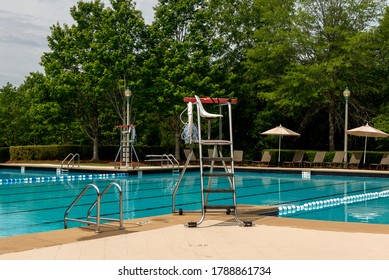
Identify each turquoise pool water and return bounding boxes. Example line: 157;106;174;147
235;172;389;224
1;168;389;238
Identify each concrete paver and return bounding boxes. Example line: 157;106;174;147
1;217;389;260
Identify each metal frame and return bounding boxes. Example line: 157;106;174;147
61;153;80;173
64;183;124;233
172;96;252;227
114;125;139;169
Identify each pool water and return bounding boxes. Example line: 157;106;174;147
0;168;64;180
176;171;389;225
1;168;389;238
0;168;129;238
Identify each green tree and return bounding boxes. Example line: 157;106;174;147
207;0;262;154
41;0;147;160
0;74;83;148
18;73;68;145
0;83;21;146
369;7;389;150
246;0;386;151
42;0;107;160
148;0;227;158
244;0;299;151
100;0;148;127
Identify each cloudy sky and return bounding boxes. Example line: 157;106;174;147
0;0;158;87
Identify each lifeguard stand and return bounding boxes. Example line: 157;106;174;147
114;124;139;169
172;96;252;227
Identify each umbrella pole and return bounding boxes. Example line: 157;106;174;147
364;136;367;166
278;135;281;166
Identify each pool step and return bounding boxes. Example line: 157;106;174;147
203;188;234;193
202;173;234;178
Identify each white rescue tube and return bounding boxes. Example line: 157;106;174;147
188;102;193;143
131;126;136;142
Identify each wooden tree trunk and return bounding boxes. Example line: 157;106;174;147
328;96;335;151
92;137;99;161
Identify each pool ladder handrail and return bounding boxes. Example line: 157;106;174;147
144;153;180;174
64;183;124;233
61;153;80;173
164;154;180;174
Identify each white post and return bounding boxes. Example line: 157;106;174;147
124;88;132;168
126;98;130;168
343;87;351;165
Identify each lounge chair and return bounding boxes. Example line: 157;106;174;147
208;148;216;157
184;149;198;164
345;152;363;169
305;151;326;167
324;151;345;168
253;151;272;166
233;150;244;166
283;151;305;167
205;148;216;164
205;148;243;165
370;153;389;170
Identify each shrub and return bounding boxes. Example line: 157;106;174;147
9;145;92;161
8;145;175;162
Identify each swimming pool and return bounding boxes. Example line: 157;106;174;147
1;167;389;238
0;167;129;237
236;171;389;224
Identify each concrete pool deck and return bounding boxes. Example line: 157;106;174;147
1;163;389;260
1;210;389;260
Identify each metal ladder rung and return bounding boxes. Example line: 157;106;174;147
202;173;234;178
202;157;232;162
204;188;235;193
199;140;232;145
204;205;236;210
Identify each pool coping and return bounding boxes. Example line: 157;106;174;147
4;162;389;177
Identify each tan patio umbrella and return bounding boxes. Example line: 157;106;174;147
261;124;300;166
346;123;389;166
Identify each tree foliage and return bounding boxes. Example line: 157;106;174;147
1;0;389;160
245;0;386;151
41;0;147;160
148;0;231;158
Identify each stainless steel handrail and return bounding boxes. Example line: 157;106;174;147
165;154;180;172
64;184;102;233
172;150;193;213
64;183;124;233
68;153;80;169
87;182;124;230
145;154;180;172
168;153;180;166
61;153;80;172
